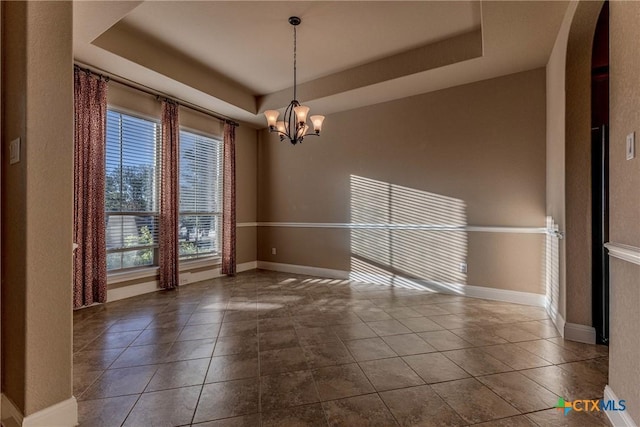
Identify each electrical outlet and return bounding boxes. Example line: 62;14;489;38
459;263;468;273
626;132;636;160
271;247;277;255
180;272;191;285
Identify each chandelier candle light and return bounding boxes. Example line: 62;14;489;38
264;16;325;145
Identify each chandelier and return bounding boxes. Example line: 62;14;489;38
264;16;325;145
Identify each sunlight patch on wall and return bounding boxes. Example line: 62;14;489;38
544;216;561;320
349;175;468;290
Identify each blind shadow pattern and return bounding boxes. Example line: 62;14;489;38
350;175;468;292
544;216;561;322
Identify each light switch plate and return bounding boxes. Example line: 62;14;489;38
9;138;20;164
626;132;635;160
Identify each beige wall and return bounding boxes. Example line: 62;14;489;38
2;0;27;411
608;1;640;422
608;259;640;422
564;1;603;327
609;2;640;249
106;82;258;283
1;1;74;416
546;1;579;322
258;68;547;294
235;124;258;264
0;0;3;403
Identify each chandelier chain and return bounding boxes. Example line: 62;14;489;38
293;24;297;101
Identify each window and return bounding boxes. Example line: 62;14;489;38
179;130;222;260
105;109;160;271
104;109;222;273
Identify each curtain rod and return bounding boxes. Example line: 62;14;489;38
74;63;240;127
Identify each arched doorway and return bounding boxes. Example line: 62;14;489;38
590;1;610;345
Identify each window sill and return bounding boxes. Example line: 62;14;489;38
107;257;221;285
179;256;221;271
108;267;158;285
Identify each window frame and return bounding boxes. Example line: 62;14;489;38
103;107;224;279
104;106;162;274
178;125;223;264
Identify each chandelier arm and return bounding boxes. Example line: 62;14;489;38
273;130;303;141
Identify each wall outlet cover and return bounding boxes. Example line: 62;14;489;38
180;272;192;285
626;132;635;160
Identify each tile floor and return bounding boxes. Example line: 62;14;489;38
74;270;611;426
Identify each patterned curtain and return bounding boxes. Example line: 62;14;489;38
73;67;108;308
221;122;237;275
159;101;180;289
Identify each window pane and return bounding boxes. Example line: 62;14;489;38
122;249;154;268
179;130;222;260
195;215;217;255
106;215;158;249
106;249;154;270
106;111;158;213
106;109;160;272
178;214;219;259
106;252;122;271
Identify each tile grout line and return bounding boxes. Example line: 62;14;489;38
255;288;263;419
115;299;178;426
73;271;609;426
188;297;230;425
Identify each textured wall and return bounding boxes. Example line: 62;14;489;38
564;1;603;326
1;0;28;411
609;2;640;248
608;1;640;423
546;1;579;321
608;259;640;423
2;1;74;416
235;124;258;263
258;69;547;294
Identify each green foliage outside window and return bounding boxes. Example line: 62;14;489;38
106;225;154;270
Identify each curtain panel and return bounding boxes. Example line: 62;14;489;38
221;123;237;275
73;68;108;308
159;101;180;289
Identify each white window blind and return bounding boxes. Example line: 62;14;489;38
105;109;160;271
179;130;222;260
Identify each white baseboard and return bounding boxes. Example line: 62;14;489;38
604;385;638;427
2;394;23;427
106;259;545;308
106;261;258;302
545;303;566;338
564;322;596;344
1;395;77;427
461;284;546;307
257;261;349;280
237;261;257;272
107;280;158;302
352;272;546;306
256;262;545;307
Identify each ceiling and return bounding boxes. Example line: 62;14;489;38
73;1;569;127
